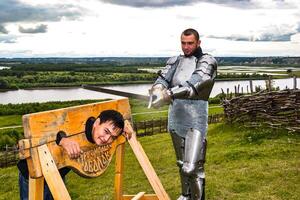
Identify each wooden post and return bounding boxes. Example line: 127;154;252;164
114;143;125;200
132;192;145;200
5;145;8;167
293;76;297;89
250;79;253;94
37;144;71;200
151;119;154;135
128;134;170;200
159;118;162;133
165;118;168;132
135;123;138;136
234;86;237;96
144;121;146;136
268;76;272;91
29;177;44;200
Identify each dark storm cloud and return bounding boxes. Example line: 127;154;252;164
0;25;8;34
0;0;83;24
19;24;48;34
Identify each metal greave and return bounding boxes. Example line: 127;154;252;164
183;128;206;200
171;129;207;200
170;132;190;198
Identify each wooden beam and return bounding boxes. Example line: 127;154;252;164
123;194;158;200
132;192;145;200
114;143;125;200
128;133;170;200
37;144;71;200
29;176;44;200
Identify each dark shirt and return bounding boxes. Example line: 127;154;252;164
17;117;96;179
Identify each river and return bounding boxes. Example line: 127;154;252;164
0;78;299;104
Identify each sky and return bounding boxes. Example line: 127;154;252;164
0;0;300;57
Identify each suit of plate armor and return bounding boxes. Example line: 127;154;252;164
151;47;217;200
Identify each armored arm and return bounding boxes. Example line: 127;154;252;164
148;83;170;108
148;56;178;108
154;56;178;88
167;55;217;101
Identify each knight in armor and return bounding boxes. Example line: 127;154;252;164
148;28;217;200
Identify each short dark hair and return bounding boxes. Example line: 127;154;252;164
98;110;124;132
182;28;200;41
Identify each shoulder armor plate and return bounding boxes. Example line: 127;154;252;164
166;56;179;65
198;54;217;68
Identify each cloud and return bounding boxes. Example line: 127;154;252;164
0;24;8;34
99;0;197;7
208;33;296;42
256;33;294;41
0;0;83;24
207;35;250;41
98;0;295;9
0;35;17;43
297;22;300;32
208;22;300;42
19;24;48;34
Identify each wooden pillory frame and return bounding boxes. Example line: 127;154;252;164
18;98;170;200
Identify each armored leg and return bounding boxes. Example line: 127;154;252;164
182;128;207;200
170;132;190;200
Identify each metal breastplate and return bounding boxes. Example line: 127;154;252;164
171;56;197;87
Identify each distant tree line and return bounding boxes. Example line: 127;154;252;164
9;63;152;73
0;70;157;89
217;72;269;79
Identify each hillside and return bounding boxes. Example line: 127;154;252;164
0;123;299;199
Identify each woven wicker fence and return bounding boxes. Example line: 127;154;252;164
222;89;300;132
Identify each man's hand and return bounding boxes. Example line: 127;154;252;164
59;138;82;159
122;120;133;140
148;84;171;108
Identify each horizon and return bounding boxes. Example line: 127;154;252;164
1;55;300;59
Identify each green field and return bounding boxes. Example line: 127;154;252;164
0;100;223;128
0;123;299;199
0;115;22;127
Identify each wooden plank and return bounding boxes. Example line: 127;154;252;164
132;192;145;200
21;98;131;178
122;194;158;200
29;176;44;200
128;133;170;200
37;144;71;200
22;98;130;140
114;143;125;200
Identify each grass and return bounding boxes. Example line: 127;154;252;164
0;115;22;128
0;123;299;200
0;100;223;127
130;99;223;121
